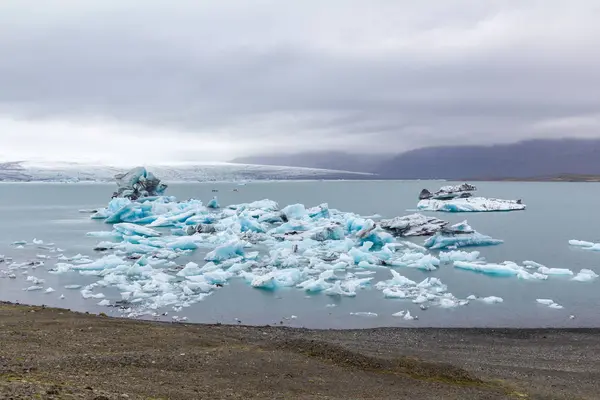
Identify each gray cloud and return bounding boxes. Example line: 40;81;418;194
1;0;599;163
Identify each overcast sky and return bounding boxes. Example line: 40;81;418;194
1;0;599;164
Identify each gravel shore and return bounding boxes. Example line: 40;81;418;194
1;302;598;399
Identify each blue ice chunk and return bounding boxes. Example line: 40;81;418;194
281;204;307;220
129;216;159;225
453;261;519;276
108;198;132;213
113;223;161;238
185;215;217;225
207;197;220;209
205;241;246;262
105;203;138;224
357;229;394;250
239;217;266;233
308;203;330;220
309;225;345;241
271;221;311;234
167;237;199;250
424;232;503;250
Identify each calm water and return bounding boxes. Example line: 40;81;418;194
1;180;599;328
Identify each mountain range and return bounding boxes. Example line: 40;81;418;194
231;139;600;180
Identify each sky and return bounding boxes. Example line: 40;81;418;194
1;0;600;165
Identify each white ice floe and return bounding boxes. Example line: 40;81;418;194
572;269;599;282
417;197;526;213
536;299;563;309
480;296;503;304
424;231;503;250
350;312;378;317
439;250;481;263
44;287;55;294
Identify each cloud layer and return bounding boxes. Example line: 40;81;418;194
1;0;599;163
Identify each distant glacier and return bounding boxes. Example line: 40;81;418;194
0;161;371;182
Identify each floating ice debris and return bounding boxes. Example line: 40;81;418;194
392;310;417;320
32;238;44;245
522;260;545;269
114;223;161;237
350;312;378;317
326;304;337;308
418;197;525;213
480;296;503;304
568;239;600;251
26;276;45;285
453;261;548;280
98;299;111;306
24;285;43;291
424;231;503;250
12;240;27;246
64;284;82;290
537;267;573;276
466;295;477;300
572;269;599;282
60;294;65;299
44;287;55;294
439;250;481;263
380;214;448;237
536;299;563;309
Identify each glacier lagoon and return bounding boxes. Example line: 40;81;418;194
1;180;599;329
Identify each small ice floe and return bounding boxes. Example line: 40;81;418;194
325;304;337;308
480;296;503;304
59;294;65;299
12;240;27;246
392;310;417;320
44;287;55;294
572;269;599;282
350;312;378;317
24;285;43;291
32;239;44;245
569;239;600;251
26;276;45;285
64;284;82;290
97;299;111;306
439;250;481;263
536;299;563;309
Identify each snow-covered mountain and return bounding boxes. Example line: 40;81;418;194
0;161;371;182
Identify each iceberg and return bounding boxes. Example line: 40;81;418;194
439;250;481;263
569;239;600;251
453;261;520;276
204;241;246;262
572;269;599;282
536;299;563;309
207;197;220;209
537;267;573;276
114;223;161;238
380;213;448;237
112;167;167;200
480;296;503;304
424;231;503;250
418;183;476;200
418;197;525;212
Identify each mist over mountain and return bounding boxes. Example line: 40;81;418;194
231;139;600;179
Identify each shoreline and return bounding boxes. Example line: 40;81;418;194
2;302;599;399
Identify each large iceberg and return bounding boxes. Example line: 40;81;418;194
418;197;525;212
112;167;167;200
419;183;476;200
417;183;524;212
